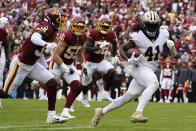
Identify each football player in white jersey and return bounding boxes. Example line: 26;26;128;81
91;11;177;127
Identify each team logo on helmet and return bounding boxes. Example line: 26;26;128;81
141;11;161;37
70;16;86;36
98;17;112;34
45;8;67;31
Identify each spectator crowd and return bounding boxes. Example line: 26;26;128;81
0;0;195;102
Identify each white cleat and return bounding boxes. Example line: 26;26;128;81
96;80;113;102
82;93;91;107
61;111;76;119
31;80;39;90
47;114;68;124
130;111;148;123
159;99;163;103
102;90;113;102
91;108;103;127
69;103;75;112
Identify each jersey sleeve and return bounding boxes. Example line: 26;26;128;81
0;28;8;43
129;32;138;42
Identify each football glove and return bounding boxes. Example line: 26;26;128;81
31;80;39;90
81;62;88;76
127;52;142;65
60;63;74;75
111;56;120;65
166;40;177;57
46;42;57;51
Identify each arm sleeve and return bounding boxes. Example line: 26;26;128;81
31;32;47;46
37;54;48;68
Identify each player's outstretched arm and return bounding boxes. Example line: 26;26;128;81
119;40;135;61
163;40;177;57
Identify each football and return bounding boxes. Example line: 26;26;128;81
126;48;141;58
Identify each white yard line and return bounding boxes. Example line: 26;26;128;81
36;126;92;130
0;124;40;129
0;125;92;130
133;127;171;130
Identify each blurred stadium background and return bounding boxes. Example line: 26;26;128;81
0;0;196;130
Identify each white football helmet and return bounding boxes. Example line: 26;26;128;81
141;11;161;37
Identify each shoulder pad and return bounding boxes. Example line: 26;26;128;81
35;22;54;37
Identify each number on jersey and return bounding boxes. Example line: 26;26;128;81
64;46;81;59
94;41;109;55
145;45;160;61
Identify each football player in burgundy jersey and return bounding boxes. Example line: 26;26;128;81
52;16;87;119
0;8;68;124
0;17;13;109
82;16;118;102
159;58;175;103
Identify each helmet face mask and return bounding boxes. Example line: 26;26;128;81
71;17;86;36
141;11;161;38
98;17;112;34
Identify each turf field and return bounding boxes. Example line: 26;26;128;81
0;99;196;131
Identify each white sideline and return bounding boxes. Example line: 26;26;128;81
133;127;170;130
0;125;92;130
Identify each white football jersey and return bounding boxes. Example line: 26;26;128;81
129;28;169;71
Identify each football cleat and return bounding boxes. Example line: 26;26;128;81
46;114;68;124
61;110;76;119
130;111;148;123
69;104;75;112
96;80;113;102
82;93;91;107
91;108;103;127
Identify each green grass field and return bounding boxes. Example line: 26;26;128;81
0;99;196;131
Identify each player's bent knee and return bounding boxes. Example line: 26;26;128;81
70;80;81;91
46;78;57;88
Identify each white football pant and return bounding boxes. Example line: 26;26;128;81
82;59;114;86
3;56;54;95
103;65;159;114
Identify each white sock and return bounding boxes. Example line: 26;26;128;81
136;83;158;112
63;108;69;113
0;99;2;106
103;92;134;114
48;110;56;115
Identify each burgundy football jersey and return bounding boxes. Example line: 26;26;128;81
85;28;116;63
18;22;57;65
59;30;87;65
0;28;8;47
162;64;174;78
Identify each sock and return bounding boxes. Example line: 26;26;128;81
65;80;81;108
103;91;134;114
136;82;158;112
0;89;9;98
47;84;57;111
63;108;69;113
48;110;56;115
91;86;97;99
103;74;114;91
160;89;164;99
